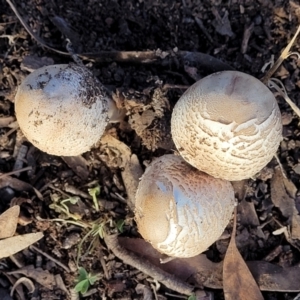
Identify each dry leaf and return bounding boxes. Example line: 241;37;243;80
0;232;43;258
291;206;300;239
238;199;259;227
0;176;43;200
0;206;20;239
231;180;248;201
223;207;264;300
247;260;300;292
62;155;89;181
271;167;300;239
270;167;293;218
232;181;259;226
283;176;297;198
282;177;300;239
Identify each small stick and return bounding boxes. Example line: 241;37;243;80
29;245;70;273
162;83;189;90
104;234;194;296
0;166;32;179
80;50;234;73
98;247;110;280
10;277;35;297
241;22;254;54
6;0;233;74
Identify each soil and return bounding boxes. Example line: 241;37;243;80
1;0;300;299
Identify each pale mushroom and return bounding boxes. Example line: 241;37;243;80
15;63;121;156
171;70;282;181
134;154;235;258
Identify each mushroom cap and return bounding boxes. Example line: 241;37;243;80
15;64;109;156
135;154;235;258
171;71;282;181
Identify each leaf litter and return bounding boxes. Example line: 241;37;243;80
0;205;19;239
271;166;300;240
0;206;43;259
223;207;264;300
2;0;300;299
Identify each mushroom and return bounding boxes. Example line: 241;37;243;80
134;154;235;258
15;63;122;156
171;70;282;181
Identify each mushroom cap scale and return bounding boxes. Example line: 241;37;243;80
15;64;109;156
135;154;235;258
171;71;282;181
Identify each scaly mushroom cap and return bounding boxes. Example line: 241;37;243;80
135;154;235;258
15;64;109;156
171;71;282;181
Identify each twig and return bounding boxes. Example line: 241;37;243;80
6;0;233;74
9;254;24;269
3;127;18;138
0;166;32;179
98;247;110;280
241;22;254;54
162;83;189;90
29;245;70;273
80;50;234;73
10;277;35;297
274;154;287;179
104;234;194;296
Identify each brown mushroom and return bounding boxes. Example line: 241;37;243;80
134;154;235;258
15;63;121;156
171;70;282;181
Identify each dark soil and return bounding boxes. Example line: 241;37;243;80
1;0;300;299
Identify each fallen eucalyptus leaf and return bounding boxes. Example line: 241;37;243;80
0;176;43;200
270;167;293;219
62;156;89;181
223;207;263;300
0;232;43;258
0;205;20;239
270;168;300;239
